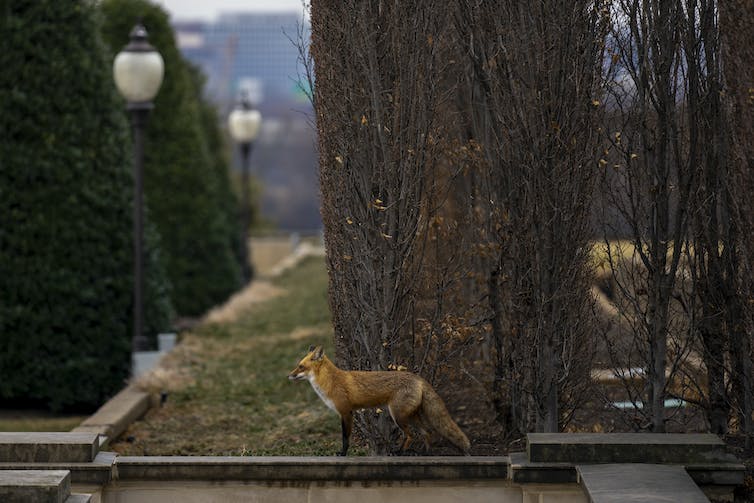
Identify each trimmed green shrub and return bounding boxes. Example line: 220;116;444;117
0;0;172;410
100;0;242;316
188;64;246;279
141;213;174;344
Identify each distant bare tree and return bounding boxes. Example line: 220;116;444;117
598;0;697;433
598;0;754;436
456;0;607;433
682;0;732;436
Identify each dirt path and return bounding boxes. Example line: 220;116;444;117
202;242;325;325
202;280;284;325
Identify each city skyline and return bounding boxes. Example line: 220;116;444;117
155;0;307;21
172;10;319;232
173;12;310;108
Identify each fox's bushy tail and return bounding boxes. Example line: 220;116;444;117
420;383;471;454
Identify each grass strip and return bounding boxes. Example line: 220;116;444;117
110;256;364;456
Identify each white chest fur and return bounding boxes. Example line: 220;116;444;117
308;375;337;413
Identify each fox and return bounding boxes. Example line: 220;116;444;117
288;345;471;456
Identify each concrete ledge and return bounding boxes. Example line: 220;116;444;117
0;433;99;463
65;495;92;503
508;451;577;484
0;469;71;503
528;433;730;464
0;451;116;485
113;456;509;482
685;462;746;487
511;445;744;490
577;464;709;503
73;386;150;443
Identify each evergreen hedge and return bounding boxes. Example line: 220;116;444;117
100;0;243;316
0;0;172;410
188;64;246;278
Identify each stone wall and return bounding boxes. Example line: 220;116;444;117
0;433;744;503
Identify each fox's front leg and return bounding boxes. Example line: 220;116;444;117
338;412;353;456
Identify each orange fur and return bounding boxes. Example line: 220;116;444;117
289;345;470;456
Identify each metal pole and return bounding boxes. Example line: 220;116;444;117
240;142;253;283
130;104;151;353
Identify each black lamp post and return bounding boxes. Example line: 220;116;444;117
113;22;164;353
228;93;262;283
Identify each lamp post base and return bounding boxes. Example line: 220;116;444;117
132;335;150;352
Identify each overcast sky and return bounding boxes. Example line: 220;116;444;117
154;0;307;21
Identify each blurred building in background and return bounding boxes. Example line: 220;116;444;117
173;12;320;233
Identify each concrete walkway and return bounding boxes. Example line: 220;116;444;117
577;464;709;503
516;433;744;501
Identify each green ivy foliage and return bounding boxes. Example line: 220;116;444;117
100;0;242;316
0;0;172;410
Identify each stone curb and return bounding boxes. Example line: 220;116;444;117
71;386;150;447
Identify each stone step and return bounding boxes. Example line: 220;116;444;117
577;464;709;503
0;469;71;503
65;495;92;503
0;450;116;485
528;433;730;464
0;432;100;463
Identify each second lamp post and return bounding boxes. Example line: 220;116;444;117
228;94;262;283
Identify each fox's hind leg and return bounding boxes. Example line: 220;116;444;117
414;413;431;453
387;403;413;452
388;389;422;453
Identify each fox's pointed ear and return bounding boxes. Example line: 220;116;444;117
311;345;324;361
308;345;316;353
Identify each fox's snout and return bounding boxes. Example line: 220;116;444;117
289;358;313;381
288;369;307;381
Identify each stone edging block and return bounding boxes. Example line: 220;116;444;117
72;386;150;444
0;434;99;463
527;433;731;464
0;469;71;503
